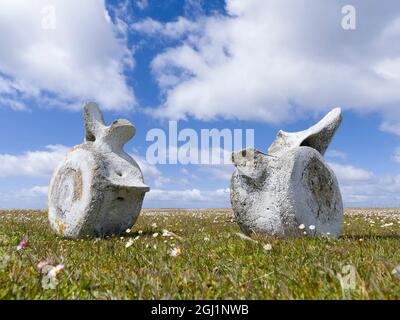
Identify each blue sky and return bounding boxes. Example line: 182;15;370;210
1;0;400;209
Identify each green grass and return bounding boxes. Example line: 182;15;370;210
0;208;399;300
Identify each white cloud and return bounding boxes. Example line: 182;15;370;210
180;168;198;180
144;187;231;207
131;152;191;188
198;164;233;181
380;122;400;136
340;175;400;207
147;0;400;126
326;149;347;160
374;58;400;81
393;147;400;163
24;186;49;197
184;0;204;18
136;0;149;11
132;17;201;39
328;162;374;183
0;185;48;209
0;145;69;178
327;161;400;207
146;188;207;202
132;153;161;178
0;96;29;111
0;0;135;111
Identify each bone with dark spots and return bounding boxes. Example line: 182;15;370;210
230;108;343;237
48;102;149;238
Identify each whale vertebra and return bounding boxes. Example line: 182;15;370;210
48;102;149;238
230;108;343;237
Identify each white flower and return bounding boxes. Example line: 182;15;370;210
42;274;58;290
138;230;143;235
125;228;131;234
309;225;316;230
151;223;157;228
263;244;272;251
203;237;210;241
162;229;183;240
41;264;64;290
381;223;394;228
299;224;305;230
125;239;134;248
48;264;64;278
152;232;159;238
392;266;400;276
170;247;182;257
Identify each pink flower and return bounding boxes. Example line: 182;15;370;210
48;264;64;278
16;235;29;251
41;263;65;290
36;259;51;271
170;247;182;257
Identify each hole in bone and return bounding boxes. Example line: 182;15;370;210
300;134;323;154
241;150;247;157
115;171;123;177
86;133;96;142
116;197;124;201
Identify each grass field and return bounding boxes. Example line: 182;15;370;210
0;208;399;300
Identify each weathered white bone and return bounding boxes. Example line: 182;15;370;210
48;102;149;238
230;108;343;237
